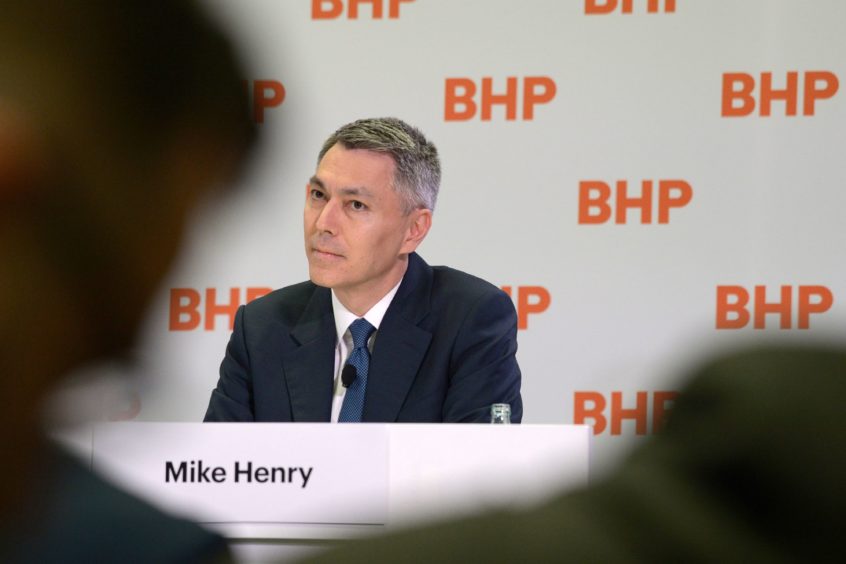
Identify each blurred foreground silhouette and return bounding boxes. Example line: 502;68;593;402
0;1;255;561
304;344;846;563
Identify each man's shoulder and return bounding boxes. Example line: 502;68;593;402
420;262;516;322
242;280;326;325
429;263;506;303
251;280;321;307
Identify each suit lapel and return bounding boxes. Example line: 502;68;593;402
283;286;335;422
364;253;433;422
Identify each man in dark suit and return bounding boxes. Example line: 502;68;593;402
303;344;846;563
205;118;522;423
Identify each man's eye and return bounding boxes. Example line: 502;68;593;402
310;189;325;200
350;200;367;211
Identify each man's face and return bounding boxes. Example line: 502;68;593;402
304;144;426;308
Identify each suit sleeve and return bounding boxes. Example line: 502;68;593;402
442;288;523;423
203;305;256;421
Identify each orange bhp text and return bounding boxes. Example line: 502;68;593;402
245;80;286;124
722;71;839;117
574;391;678;435
716;285;834;329
445;77;556;121
312;0;415;19
585;0;676;14
501;286;551;330
169;287;273;331
578;179;692;224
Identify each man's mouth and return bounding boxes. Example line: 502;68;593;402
312;247;344;259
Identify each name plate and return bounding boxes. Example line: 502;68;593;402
92;423;388;526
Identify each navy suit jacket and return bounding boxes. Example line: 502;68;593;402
204;253;522;423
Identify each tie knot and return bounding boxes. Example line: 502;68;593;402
348;318;375;349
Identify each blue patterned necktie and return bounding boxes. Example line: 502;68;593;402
338;318;376;422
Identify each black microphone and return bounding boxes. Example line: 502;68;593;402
341;364;357;388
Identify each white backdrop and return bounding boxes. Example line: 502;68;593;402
85;0;846;472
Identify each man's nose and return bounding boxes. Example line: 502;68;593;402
314;198;339;234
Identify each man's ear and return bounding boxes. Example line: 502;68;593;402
400;208;432;254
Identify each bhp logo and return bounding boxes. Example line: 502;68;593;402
722;72;839;117
501;286;551;330
585;0;676;14
579;180;692;224
445;77;556;121
716;285;834;330
246;80;286;124
574;391;678;435
312;0;415;19
170;288;272;331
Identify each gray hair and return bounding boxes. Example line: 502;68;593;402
317;117;440;213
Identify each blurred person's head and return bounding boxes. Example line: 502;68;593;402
0;0;255;507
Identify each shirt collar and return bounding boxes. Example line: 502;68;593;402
331;278;403;342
